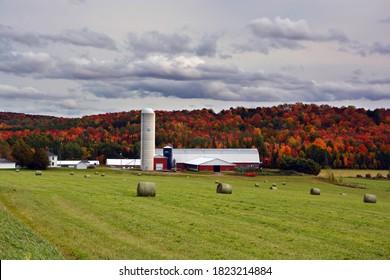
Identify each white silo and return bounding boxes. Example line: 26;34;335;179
140;108;155;171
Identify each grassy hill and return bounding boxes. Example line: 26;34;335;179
0;168;389;259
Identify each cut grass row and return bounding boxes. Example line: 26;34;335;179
0;204;62;259
0;168;389;259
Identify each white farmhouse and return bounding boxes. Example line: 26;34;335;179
46;151;58;168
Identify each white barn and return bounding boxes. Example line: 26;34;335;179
57;160;99;168
106;159;141;169
0;158;16;169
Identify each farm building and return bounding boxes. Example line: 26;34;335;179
154;155;167;171
154;148;260;172
46;151;58;168
57;160;99;168
184;157;236;172
106;156;167;170
0;158;16;169
106;159;141;169
75;160;89;170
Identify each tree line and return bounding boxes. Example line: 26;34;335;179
0;103;389;170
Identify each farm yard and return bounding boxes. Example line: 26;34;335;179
0;168;389;260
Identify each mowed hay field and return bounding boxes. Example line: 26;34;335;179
0;169;389;260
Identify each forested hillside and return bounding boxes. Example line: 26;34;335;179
0;103;389;169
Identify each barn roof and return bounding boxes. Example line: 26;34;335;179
106;159;140;166
155;148;260;164
185;157;236;166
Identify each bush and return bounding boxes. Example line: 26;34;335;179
279;157;321;175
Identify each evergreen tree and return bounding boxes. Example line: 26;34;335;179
31;148;50;170
12;139;33;168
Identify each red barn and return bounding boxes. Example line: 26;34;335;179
184;157;236;172
154;155;167;171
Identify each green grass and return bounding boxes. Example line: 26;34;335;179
0;168;389;260
0;205;63;259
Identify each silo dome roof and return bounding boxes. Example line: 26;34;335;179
141;108;154;114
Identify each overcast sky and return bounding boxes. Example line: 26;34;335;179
0;0;389;117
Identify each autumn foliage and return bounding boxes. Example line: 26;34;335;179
0;103;389;170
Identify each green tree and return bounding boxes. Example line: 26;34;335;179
12;139;33;168
62;142;83;159
31;148;50;170
279;157;321;175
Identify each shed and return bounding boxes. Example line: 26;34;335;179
75;160;89;170
154;155;168;171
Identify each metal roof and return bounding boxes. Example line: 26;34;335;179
58;160;100;166
185;157;236;166
106;159;140;166
155;148;260;164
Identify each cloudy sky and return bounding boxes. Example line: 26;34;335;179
0;0;389;117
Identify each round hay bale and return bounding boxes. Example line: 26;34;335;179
15;169;20;172
95;171;99;175
70;172;74;175
310;188;320;195
254;183;260;187
363;194;377;203
215;180;220;184
282;182;286;185
137;172;142;176
264;180;268;183
216;183;232;194
84;174;91;178
101;173;105;177
35;170;42;176
269;186;277;190
340;192;347;196
137;182;156;197
272;183;276;187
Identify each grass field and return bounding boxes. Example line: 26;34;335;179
0;168;389;260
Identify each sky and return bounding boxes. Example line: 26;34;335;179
0;0;389;117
